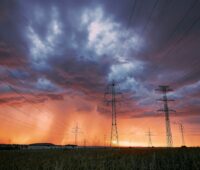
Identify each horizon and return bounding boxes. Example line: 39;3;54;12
1;143;198;148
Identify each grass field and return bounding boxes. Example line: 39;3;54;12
0;147;200;170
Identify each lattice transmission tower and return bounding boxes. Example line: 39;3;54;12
146;128;153;147
175;122;185;146
104;80;122;147
156;85;175;147
71;123;82;146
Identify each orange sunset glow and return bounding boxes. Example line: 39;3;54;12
0;94;199;147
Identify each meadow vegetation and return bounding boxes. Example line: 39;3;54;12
0;147;200;170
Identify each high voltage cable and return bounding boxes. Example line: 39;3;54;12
162;14;200;61
151;1;200;84
140;0;160;38
0;76;68;129
0;86;67;131
0;93;68;133
114;0;137;61
1;104;69;135
0;113;69;138
164;0;199;44
146;0;200;69
0;112;38;129
0;63;70;139
145;0;200;93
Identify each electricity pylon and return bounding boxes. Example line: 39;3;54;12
83;138;86;147
104;80;122;147
71;123;82;146
156;85;175;147
175;122;185;146
146;128;153;147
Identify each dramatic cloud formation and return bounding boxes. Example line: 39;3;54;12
0;0;199;146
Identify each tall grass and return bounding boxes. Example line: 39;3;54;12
0;147;200;170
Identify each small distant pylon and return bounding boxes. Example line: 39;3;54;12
175;122;185;146
72;123;82;146
156;85;175;147
104;80;122;147
146;128;153;147
83;138;86;147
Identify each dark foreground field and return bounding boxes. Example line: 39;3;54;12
0;147;200;170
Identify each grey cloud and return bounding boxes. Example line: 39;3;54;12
0;0;199;119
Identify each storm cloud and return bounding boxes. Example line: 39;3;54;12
0;0;200;124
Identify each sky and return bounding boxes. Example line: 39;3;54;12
0;0;200;147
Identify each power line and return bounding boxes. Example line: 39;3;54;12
127;0;137;28
171;57;200;87
165;0;199;45
0;77;69;138
140;0;160;38
0;111;37;130
114;0;137;62
145;0;200;82
0;78;68;130
162;14;200;61
0;109;68;138
2;102;69;136
151;1;200;84
0;67;79;142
